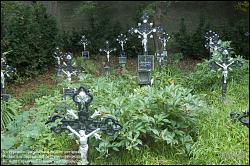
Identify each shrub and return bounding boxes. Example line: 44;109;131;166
53;72;207;156
1;92;74;153
184;41;248;93
73;56;97;75
173;15;249;60
66;73;207;156
1;1;58;78
1;98;22;131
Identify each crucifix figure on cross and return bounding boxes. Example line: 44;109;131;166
129;13;163;55
116;33;128;68
61;52;79;82
157;32;170;68
79;35;90;59
99;41;116;75
46;86;122;164
116;33;128;53
99;41;117;63
67;126;101;165
209;47;243;100
159;32;170;51
53;47;64;77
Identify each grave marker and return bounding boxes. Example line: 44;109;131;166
99;41;116;75
79;35;90;59
46;86;122;164
209;47;243;100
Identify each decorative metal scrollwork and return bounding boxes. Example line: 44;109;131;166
46;86;122;136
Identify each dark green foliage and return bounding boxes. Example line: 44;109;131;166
74;56;97;75
1;98;22;131
217;20;249;59
1;1;58;77
173;18;193;58
173;15;249;60
173;15;210;60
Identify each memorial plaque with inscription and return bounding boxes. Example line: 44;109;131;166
63;88;77;100
138;55;154;71
119;57;127;65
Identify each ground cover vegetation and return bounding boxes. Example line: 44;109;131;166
1;1;249;165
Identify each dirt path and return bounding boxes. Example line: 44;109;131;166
7;56;202;98
8;67;56;99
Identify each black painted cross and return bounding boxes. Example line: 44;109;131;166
129;13;163;55
79;35;90;59
209;47;243;100
61;52;79;82
46;86;122;134
157;32;170;67
99;41;117;63
46;86;122;164
99;41;116;75
116;33;128;68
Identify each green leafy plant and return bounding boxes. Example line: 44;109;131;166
1;1;58;78
1;98;22;131
185;41;248;93
73;56;97;75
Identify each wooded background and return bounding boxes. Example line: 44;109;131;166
24;1;249;33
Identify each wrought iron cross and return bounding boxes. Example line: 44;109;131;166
1;52;16;101
156;32;170;67
46;86;122;136
116;33;128;67
209;47;243;100
79;35;90;59
61;52;79;82
129;13;163;55
159;32;170;51
46;86;122;165
99;41;117;63
230;110;249;128
116;33;128;53
205;30;221;59
53;47;64;77
79;35;89;51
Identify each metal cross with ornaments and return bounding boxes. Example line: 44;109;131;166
46;86;122;164
53;47;64;77
157;32;170;67
61;52;79;82
205;30;221;59
1;52;16;101
230;110;249;128
79;35;90;59
209;47;243;100
99;41;117;75
129;13;163;55
116;33;128;67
